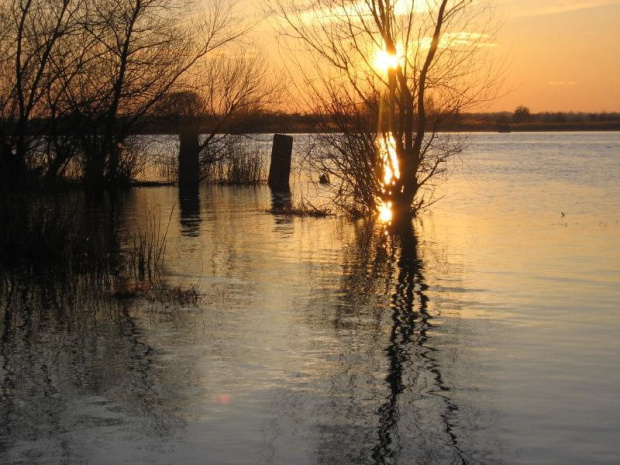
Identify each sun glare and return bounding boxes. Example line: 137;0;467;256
374;45;403;73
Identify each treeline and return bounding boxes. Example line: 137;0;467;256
470;108;620;125
0;0;275;190
140;110;620;134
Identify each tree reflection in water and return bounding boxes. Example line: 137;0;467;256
302;220;479;465
0;189;495;464
270;188;293;214
179;185;202;237
372;221;468;465
0;259;183;462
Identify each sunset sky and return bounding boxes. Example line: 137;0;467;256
241;0;620;113
494;0;620;112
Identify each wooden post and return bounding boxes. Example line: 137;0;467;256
268;134;293;192
179;184;201;237
178;129;200;186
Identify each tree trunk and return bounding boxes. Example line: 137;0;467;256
178;129;200;186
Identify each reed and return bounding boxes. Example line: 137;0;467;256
0;194;197;307
0;193;84;269
202;138;266;185
126;207;174;281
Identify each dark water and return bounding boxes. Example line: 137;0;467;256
1;133;619;464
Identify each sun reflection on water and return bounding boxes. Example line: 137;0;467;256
378;135;400;223
378;201;393;223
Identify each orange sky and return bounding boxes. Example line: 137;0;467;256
491;0;620;112
237;0;620;113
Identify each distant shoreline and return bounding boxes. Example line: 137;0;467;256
443;122;620;133
135;122;620;135
16;115;620;137
135;116;620;135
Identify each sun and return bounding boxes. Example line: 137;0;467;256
374;45;403;73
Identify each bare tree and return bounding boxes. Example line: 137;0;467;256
193;50;280;169
155;49;280;183
51;0;250;187
0;0;275;189
0;0;82;185
271;0;502;220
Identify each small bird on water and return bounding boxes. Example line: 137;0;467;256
561;212;565;217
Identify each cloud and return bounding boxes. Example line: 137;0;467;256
547;81;577;86
293;2;497;49
419;32;497;50
501;0;620;17
298;0;430;25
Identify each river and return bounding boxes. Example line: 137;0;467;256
1;132;619;464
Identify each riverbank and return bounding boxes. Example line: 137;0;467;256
135;114;620;134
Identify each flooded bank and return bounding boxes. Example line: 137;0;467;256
1;132;619;464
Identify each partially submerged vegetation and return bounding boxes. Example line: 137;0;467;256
0;193;117;273
201;137;267;185
267;194;334;218
267;204;334;218
271;0;502;219
113;278;199;307
0;0;276;190
127;208;173;282
0;194;198;308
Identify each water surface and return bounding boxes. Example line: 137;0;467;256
1;132;619;464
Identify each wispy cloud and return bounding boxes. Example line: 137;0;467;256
501;0;620;17
298;0;430;24
419;32;497;50
293;2;496;48
548;81;577;86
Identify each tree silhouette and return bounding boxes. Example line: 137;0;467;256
513;105;531;122
271;0;502;220
0;0;254;188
